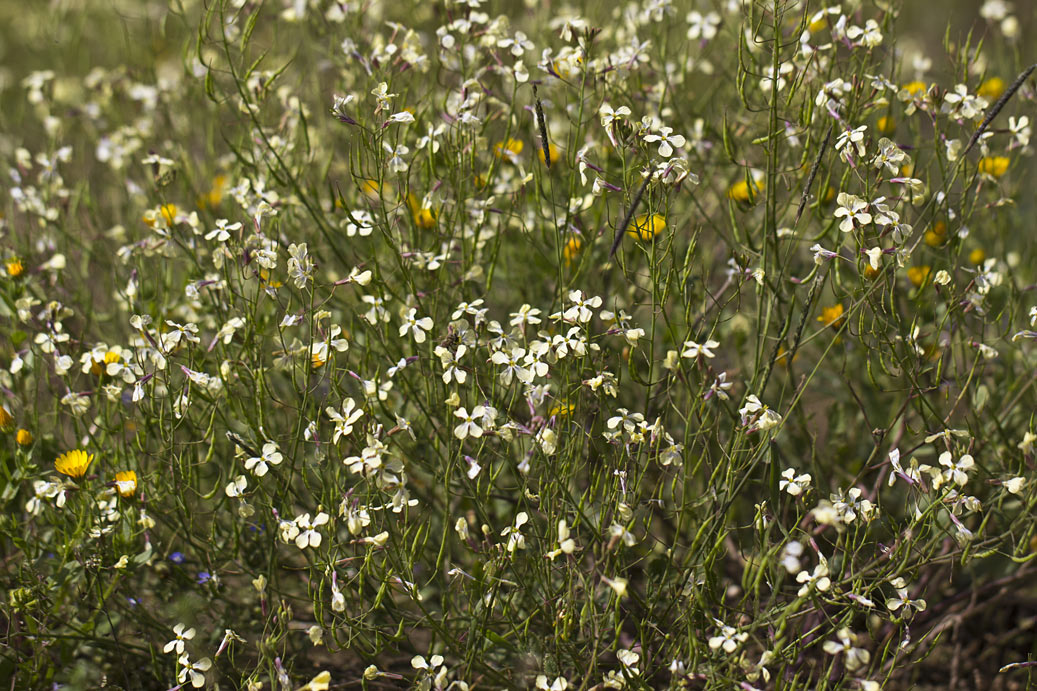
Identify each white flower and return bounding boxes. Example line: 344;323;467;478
835;193;872;232
510;303;542;327
707;372;733;401
643;126;686;158
163;623;195;655
344;209;374;237
326;398;364;443
811;243;840;264
796;558;832;596
886;577;927;615
434;344;468;385
739;395;782;431
286;242;313;288
225;475;247;497
942;84;988;121
708;620;748;653
835;125;868;161
399;308;434;343
681;338;719;359
453;406;486;440
686;10;721;40
177;654;212;688
293;511;330;549
490;347;532;385
779;468;812;496
501;511;529;552
872;138;907;174
939;451;974;486
205;218;241;242
561;290;602;323
822;628;870;672
846;19;882;47
244;441;283;477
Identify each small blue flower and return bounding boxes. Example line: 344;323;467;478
169;551;185;564
196;571;211;585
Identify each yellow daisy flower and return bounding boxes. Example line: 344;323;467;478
56;449;95;478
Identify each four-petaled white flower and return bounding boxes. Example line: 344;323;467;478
822;628;871;672
780;468;812;496
326;398;364;443
453;406;486;440
177;654;212;688
681;338;719;360
834;193;872;232
796;558;832;596
562;290;602;323
399;308;434;343
643;126;686;158
244;441;283;477
686;10;721;40
293;511;330;549
835;125;868;161
163;623;196;655
708;620;748;654
939;451;974;486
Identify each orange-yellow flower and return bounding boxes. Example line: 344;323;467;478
626;213;666;241
55;449;94;478
549;401;574;418
5;257;24;278
977;77;1005;101
360;179;383;200
969;248;986;265
494;138;524;161
817;304;845;327
0;406;13;431
16;428;33;445
907;266;931;288
538;142;561;166
563;236;582;266
727;178;763;202
877;116;895;134
406;194;437;229
978;156;1009;178
197;175;227;210
924;222;947;247
900;81;928;97
114;470;138;498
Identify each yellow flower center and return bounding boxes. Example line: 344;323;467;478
5;257;24;277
